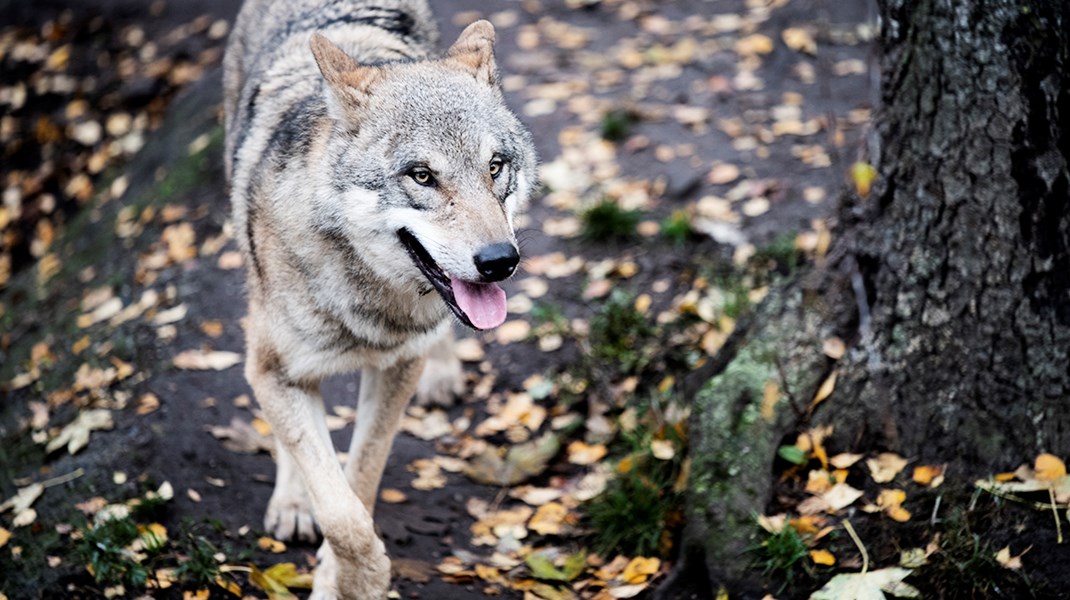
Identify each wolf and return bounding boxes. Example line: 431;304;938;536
222;1;536;596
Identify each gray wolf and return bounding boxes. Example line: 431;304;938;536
222;1;536;596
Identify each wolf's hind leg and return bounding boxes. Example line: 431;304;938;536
414;329;462;406
344;357;426;512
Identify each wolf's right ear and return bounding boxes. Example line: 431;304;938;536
310;33;379;124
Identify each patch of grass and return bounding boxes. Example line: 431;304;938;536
750;520;812;592
750;231;800;275
589;289;656;376
531;302;570;335
660;210;694;246
580;200;642;243
79;515;151;588
917;507;1039;600
600;109;637;142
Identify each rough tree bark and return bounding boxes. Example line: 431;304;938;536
677;0;1069;594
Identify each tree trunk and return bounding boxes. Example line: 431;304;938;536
824;0;1070;467
679;0;1069;594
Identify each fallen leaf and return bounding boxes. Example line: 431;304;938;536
393;558;435;583
207;417;273;454
995;545;1028;570
810;549;836;566
464;433;560;486
46;409;113;454
650;439;675;461
525;551;586;582
173;349;242;370
829;453;864;469
380;488;408;504
249;562;312;597
810;372;836;410
851;162;878;198
912;464;946;488
1035;453;1066;481
620;556;660;585
567;440;607;465
529;502;570;536
868;453;909;483
810;567;919;599
0;527;10;549
257;536;286;553
782;27;817;54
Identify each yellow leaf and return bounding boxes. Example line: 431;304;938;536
810;549;836;566
528;502;569;536
0;527;10;548
215;577;242;597
887;506;912;522
567;441;607;465
851;162;878;198
735;34;774;56
1035;453;1066;481
912;464;946;487
380;488;407;504
621;556;660;584
782;27;817;55
183;590;210;600
810;372;836;410
867;453;909;483
257;536;286;553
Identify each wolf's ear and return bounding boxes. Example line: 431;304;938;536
310;33;379;123
445;20;498;87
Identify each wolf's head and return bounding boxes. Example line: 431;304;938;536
309;22;536;331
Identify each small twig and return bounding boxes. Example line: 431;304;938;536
219;565;252;573
976;482;1069;511
930;494;942;527
842;518;869;574
1050;488;1063;544
41;468;85;488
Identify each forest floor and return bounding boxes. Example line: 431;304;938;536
2;1;1066;599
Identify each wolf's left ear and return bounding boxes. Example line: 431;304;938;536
310;33;379;123
445;20;498;87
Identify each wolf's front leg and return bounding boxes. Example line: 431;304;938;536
248;349;391;600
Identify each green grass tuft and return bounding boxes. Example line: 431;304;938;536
600;109;637;142
589;289;656;376
581;200;642;243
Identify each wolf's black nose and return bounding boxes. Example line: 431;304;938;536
474;243;519;282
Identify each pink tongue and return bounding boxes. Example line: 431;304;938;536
450;276;508;330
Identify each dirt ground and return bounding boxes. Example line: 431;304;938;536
0;1;984;599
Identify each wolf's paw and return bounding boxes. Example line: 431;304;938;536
312;539;391;600
265;489;319;542
415;353;463;406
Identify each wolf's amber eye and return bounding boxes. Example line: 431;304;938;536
410;168;435;186
489;159;505;179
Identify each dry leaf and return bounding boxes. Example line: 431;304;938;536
528;502;570;536
257;536;286;553
207;417;273;454
912;464;946;488
810;567;919;599
868;453;909;483
567;441;608;465
621;556;660;584
46;409;113;454
1035;453;1066;481
173;349;242;370
782;27;817;54
380;488;407;504
810;549;836;566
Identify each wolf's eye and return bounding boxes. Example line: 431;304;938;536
410;168;435;187
489;158;505;179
